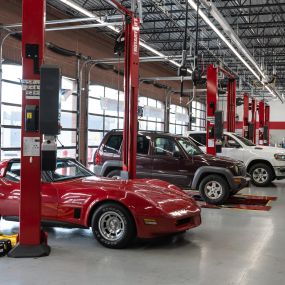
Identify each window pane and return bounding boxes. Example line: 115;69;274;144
157;123;164;131
105;117;118;131
89;85;104;99
1;105;21;126
169;124;175;134
57;149;76;158
1;128;21;148
87;147;97;163
61;94;77;111
139;120;147;131
1;150;20;159
88;115;103;130
3;64;22;81
89;98;103;114
147;121;156;131
61;112;77;129
57;131;76;147
88;131;103;146
2;82;22;104
105;87;118;100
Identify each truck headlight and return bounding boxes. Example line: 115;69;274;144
274;154;285;161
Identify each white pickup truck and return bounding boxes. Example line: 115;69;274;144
187;131;285;187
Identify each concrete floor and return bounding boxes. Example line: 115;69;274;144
1;182;285;285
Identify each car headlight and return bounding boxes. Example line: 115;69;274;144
274;153;285;161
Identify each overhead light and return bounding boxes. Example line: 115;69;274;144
187;0;282;101
58;0;192;74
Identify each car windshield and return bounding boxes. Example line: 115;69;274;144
177;138;203;155
47;159;93;182
233;134;255;146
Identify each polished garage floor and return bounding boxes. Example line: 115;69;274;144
1;182;285;285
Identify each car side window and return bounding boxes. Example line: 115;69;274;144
223;135;240;148
137;135;150;155
4;162;20;182
154;137;180;157
103;135;123;154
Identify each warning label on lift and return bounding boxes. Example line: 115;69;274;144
22;80;40;99
23;137;40;157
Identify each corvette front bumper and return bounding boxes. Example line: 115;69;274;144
135;212;202;239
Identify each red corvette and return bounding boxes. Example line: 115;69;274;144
0;158;201;248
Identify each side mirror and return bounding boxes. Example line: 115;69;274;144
228;140;240;148
173;151;183;158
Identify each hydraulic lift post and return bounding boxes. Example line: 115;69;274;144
108;0;140;179
264;104;270;146
206;64;218;156
251;99;257;144
243;93;249;138
226;79;236;132
122;16;140;179
258;100;265;145
8;0;50;257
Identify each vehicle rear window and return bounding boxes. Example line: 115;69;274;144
103;134;150;155
103;135;123;154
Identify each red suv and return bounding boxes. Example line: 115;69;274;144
94;130;249;204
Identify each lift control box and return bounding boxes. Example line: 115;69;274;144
25;105;39;132
215;110;224;153
39;64;61;135
40;65;61;171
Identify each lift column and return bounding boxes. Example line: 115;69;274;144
8;0;50;257
122;16;140;179
258;101;265;145
226;79;236;132
264;104;270;146
251;99;257;144
243;93;249;138
206;64;218;156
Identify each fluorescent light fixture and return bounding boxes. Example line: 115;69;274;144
188;0;281;101
58;0;192;74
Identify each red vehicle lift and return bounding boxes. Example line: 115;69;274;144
258;100;265;145
8;0;50;257
242;93;249;138
226;78;236;132
251;99;257;144
108;0;140;179
264;104;270;146
206;65;236;156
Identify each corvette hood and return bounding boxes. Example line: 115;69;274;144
73;176;199;214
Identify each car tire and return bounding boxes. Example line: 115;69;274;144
199;175;229;205
106;169;121;178
249;163;273;187
91;202;136;249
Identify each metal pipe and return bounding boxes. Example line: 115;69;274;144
45;22;123;31
1;22;123;34
140;76;193;81
1;17;102;29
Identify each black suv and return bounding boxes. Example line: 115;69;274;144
94;130;249;204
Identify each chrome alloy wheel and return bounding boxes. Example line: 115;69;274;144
205;181;223;199
98;211;125;241
252;168;268;183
